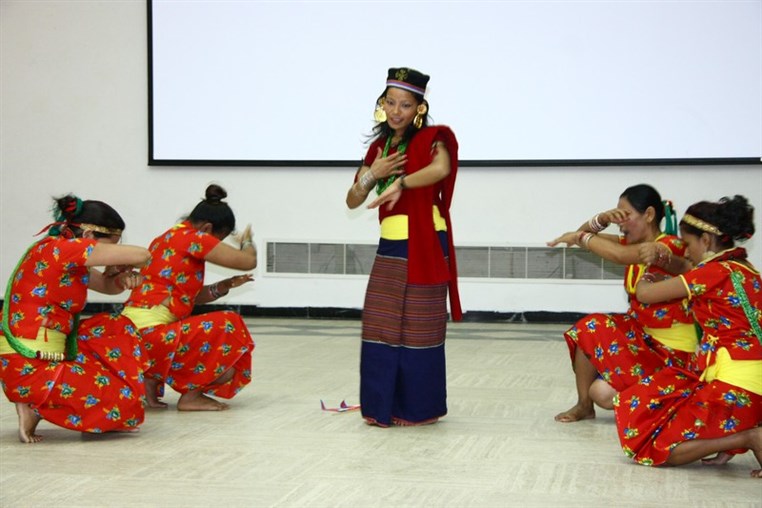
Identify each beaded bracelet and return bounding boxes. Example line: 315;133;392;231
241;240;254;250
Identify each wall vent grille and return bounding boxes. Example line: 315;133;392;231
266;242;625;280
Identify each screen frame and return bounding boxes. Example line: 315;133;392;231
146;0;762;168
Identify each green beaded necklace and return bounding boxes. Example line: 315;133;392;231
375;136;408;195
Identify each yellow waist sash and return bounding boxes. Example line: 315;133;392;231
644;323;698;353
380;206;447;241
121;305;177;329
0;327;66;356
700;347;762;396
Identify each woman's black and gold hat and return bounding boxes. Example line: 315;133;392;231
386;67;429;96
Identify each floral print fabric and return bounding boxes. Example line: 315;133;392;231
0;237;146;432
124;222;254;397
564;234;697;390
614;256;762;465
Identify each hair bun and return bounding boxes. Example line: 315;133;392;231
204;184;228;205
718;195;755;241
55;194;83;220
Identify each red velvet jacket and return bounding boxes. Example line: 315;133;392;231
363;126;462;320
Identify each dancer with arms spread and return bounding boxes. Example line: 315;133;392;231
548;184;696;422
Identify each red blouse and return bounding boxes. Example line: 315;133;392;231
625;234;695;328
124;221;220;319
681;253;762;366
4;236;95;337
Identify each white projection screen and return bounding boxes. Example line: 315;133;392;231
148;0;762;166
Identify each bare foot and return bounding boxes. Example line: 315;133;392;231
16;403;42;443
144;378;169;409
555;403;595;423
749;427;762;478
177;392;229;411
701;452;734;466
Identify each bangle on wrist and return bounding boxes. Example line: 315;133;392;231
399;175;408;189
209;282;223;300
578;231;595;248
588;214;605;233
241;239;254;250
358;169;377;191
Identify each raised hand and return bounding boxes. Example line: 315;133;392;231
369;147;406;180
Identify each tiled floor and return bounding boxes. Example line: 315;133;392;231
1;318;760;507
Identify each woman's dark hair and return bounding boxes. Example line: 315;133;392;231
369;88;429;144
188;184;236;237
52;194;125;238
681;195;755;248
620;184;665;224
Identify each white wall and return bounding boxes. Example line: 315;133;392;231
1;1;760;316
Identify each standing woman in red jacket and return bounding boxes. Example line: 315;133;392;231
346;67;460;427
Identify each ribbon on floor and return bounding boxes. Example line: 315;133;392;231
320;400;361;413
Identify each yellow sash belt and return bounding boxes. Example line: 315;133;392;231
380;206;447;240
700;347;762;396
644;323;699;353
0;327;66;356
121;305;177;329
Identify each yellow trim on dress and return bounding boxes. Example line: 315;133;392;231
121;305;177;329
700;347;762;396
0;327;66;356
380;206;447;240
643;323;699;353
625;233;669;294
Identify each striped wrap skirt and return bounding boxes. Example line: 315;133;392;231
360;232;449;427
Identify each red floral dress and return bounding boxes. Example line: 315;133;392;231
123;222;254;398
564;235;698;391
0;237;146;432
614;250;762;465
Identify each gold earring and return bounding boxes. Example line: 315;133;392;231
413;103;427;129
374;99;387;123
